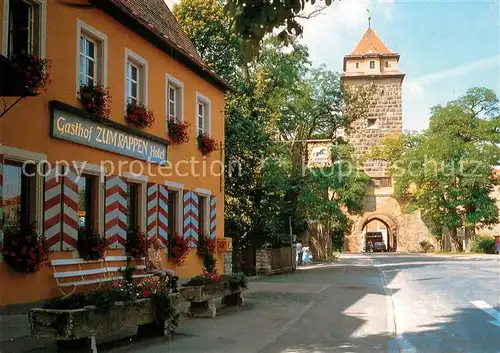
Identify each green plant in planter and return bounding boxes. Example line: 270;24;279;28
224;273;248;290
197;234;217;274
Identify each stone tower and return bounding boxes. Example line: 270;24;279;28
342;27;434;253
343;27;405;179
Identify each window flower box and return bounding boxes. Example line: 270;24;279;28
167;118;190;144
196;133;218;156
77;227;106;261
79;84;111;121
1;224;48;273
126;103;155;128
10;54;51;95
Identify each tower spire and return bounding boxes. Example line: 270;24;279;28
367;8;371;28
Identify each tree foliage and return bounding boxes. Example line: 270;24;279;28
373;87;500;251
174;0;369;257
224;0;333;53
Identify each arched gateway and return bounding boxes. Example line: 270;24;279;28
341;27;435;253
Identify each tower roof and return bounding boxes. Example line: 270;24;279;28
350;28;395;56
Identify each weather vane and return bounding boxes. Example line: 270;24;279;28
367;8;371;28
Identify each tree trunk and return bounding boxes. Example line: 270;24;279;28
450;228;463;252
464;226;476;252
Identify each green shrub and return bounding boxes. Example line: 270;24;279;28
420;240;435;253
471;236;495;254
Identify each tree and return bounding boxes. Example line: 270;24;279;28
173;0;242;84
384;87;500;251
224;0;333;53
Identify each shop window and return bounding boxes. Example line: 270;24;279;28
7;0;41;57
167;75;183;122
77;175;99;231
196;92;211;136
125;49;148;107
77;20;107;91
370;61;375;69
3;161;36;232
126;183;140;231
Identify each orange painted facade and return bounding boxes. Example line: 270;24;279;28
0;1;227;306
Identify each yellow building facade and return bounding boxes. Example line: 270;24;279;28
0;0;230;306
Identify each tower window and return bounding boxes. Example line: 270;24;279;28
367;118;377;128
355;62;359;69
385;61;389;68
370;61;375;69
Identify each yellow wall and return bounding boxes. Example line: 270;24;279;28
0;1;226;306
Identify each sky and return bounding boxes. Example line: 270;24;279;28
165;0;500;131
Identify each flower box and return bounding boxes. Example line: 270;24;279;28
29;294;180;346
126;103;155;128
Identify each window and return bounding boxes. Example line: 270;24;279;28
385;61;389;68
367;118;377;128
125;49;148;107
4;0;44;56
369;61;375;69
127;183;140;231
167;191;177;234
166;75;184;122
126;62;140;106
79;35;98;87
355;62;359;69
3;161;36;232
77;20;107;91
196;92;211;136
77;175;100;231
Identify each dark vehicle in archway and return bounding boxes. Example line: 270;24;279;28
365;231;385;252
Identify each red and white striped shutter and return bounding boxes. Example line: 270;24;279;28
105;176;127;248
210;196;216;239
0;153;3;251
62;169;78;250
157;184;168;246
183;190;191;243
191;192;199;247
44;165;63;251
146;183;158;240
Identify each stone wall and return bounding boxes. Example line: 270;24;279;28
347;188;436;253
346;80;403;177
255;248;296;275
224;252;232;275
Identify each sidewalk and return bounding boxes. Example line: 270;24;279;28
0;259;388;353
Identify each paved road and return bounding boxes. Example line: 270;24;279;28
3;253;499;353
371;253;500;353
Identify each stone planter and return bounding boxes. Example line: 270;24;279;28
179;282;245;318
29;294;180;352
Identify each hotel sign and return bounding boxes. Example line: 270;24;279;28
50;105;167;164
306;142;333;168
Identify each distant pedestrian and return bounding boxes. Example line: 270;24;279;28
296;240;303;266
495;236;500;254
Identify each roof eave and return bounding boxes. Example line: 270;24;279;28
91;0;234;93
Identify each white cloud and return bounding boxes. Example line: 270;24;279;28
409;55;500;88
403;55;500;131
299;0;395;71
